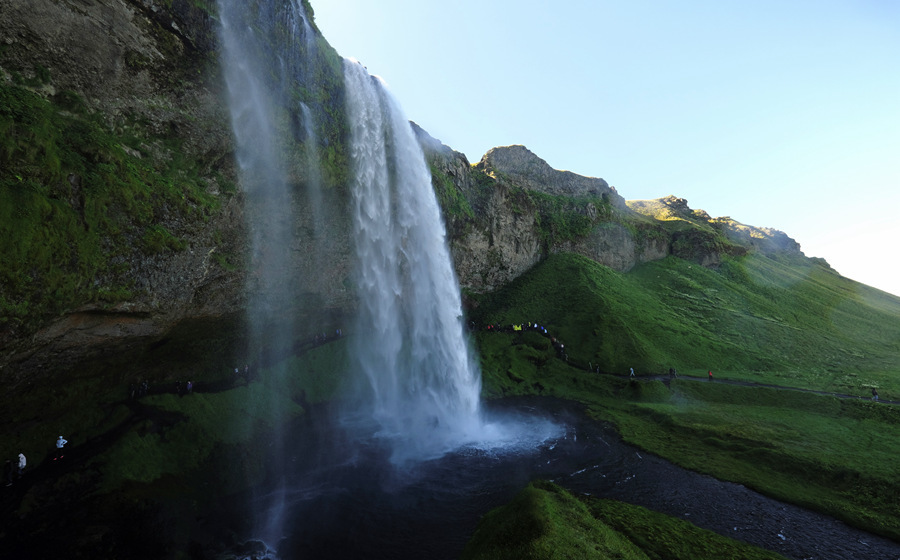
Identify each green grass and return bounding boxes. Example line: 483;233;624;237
603;381;900;539
470;252;900;398
586;497;788;560
470;251;900;540
461;480;787;560
96;337;350;491
461;480;649;560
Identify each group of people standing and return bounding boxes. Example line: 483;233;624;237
4;436;68;488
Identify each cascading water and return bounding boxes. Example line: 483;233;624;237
217;0;561;553
217;0;322;547
342;60;485;464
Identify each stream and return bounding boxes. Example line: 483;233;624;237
235;397;899;560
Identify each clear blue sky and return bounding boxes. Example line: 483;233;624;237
312;0;900;297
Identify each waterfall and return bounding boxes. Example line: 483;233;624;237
343;60;483;464
217;0;322;547
218;0;498;550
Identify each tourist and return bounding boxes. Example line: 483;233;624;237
708;370;713;381
186;380;193;394
54;436;68;460
17;453;26;478
872;388;879;401
629;367;634;378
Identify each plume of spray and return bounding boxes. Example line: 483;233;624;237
216;0;321;548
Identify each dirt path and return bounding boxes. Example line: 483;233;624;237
619;372;899;405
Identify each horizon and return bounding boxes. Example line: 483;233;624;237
312;0;900;297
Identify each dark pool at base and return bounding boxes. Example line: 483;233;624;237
242;397;899;560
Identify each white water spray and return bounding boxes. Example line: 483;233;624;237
343;60;484;463
217;1;562;550
217;0;321;547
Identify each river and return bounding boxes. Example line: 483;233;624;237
226;397;900;560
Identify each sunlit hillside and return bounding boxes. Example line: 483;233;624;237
470;251;900;397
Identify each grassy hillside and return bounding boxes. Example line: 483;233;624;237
470;252;900;397
469;252;900;541
461;480;787;560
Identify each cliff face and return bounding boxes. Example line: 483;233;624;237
478;145;626;208
421;140;716;292
1;0;808;379
0;0;252;376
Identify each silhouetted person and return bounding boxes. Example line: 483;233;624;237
872;388;879;401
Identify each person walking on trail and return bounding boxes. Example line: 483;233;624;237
708;370;713;381
17;453;26;478
54;436;68;460
872;388;879;401
630;367;635;378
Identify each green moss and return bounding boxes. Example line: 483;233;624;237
529;190;609;244
430;162;475;221
142;224;187;254
462;481;648;560
587;498;788;560
0;83;225;334
462;481;786;560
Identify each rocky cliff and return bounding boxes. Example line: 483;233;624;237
418;137;798;294
1;0;809;381
0;0;247;377
0;0;358;380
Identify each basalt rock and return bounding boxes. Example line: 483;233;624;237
477;145;627;209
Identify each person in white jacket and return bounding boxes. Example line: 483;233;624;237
17;453;25;477
55;436;68;460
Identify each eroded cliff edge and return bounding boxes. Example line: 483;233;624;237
418;129;805;295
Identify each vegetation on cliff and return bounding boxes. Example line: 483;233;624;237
0;82;228;339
